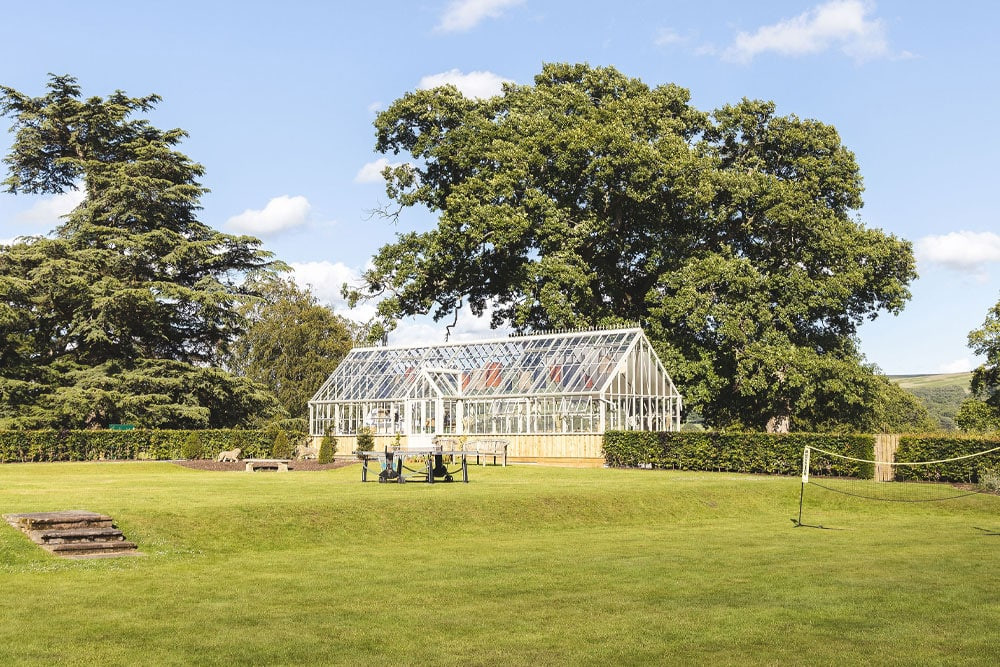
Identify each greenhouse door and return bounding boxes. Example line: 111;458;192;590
405;399;437;448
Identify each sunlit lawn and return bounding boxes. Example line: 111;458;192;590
1;461;998;665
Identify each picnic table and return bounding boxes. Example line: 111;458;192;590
244;458;291;472
356;448;470;484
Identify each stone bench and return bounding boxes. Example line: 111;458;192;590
244;458;291;472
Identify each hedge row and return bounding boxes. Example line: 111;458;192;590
603;431;875;478
895;435;1000;483
0;429;305;463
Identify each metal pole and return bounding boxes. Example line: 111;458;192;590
796;481;805;527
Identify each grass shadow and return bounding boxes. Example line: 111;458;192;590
790;518;844;530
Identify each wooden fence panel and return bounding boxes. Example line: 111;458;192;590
875;434;900;481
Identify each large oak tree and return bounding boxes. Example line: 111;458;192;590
0;75;283;428
347;63;919;431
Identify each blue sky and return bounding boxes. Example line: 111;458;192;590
2;0;998;374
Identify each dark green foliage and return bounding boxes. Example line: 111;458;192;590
271;431;293;459
351;63;917;432
0;429;301;463
603;431;874;478
318;431;337;463
905;385;968;431
227;278;356;419
969;297;1000;411
895;435;1000;483
956;299;1000;432
0;75;283;429
356;427;374;456
182;432;203;460
955;398;1000;433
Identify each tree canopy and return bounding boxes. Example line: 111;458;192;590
347;63;917;431
0;75;283;428
227;277;357;419
958;295;1000;432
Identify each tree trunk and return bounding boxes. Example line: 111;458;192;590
766;414;790;433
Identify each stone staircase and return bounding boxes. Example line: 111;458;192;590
4;510;141;558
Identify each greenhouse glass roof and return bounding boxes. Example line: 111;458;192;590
311;327;672;402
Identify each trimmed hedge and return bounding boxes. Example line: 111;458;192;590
895;435;1000;483
0;429;304;463
603;431;875;478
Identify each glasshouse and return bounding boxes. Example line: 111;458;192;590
308;327;682;463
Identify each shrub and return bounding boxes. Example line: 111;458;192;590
979;466;1000;493
603;431;874;478
895;435;1000;483
271;430;294;459
182;432;203;460
0;429;296;463
356;427;374;458
318;431;337;464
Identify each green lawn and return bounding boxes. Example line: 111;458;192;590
1;462;998;665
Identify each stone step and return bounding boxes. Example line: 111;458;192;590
7;511;114;531
47;540;138;556
33;527;126;544
4;511;142;559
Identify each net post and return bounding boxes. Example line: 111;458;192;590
796;447;810;527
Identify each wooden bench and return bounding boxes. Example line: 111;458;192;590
244;458;291;472
467;439;508;467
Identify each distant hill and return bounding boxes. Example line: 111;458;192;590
890;372;973;391
889;373;972;431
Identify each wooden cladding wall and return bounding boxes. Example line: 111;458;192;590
312;433;605;464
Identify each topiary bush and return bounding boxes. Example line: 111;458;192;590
356;427;374;458
318;431;337;464
271;430;294;459
181;432;204;460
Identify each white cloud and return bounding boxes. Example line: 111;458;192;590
915;231;1000;278
723;0;889;64
225;195;311;236
15;189;86;226
654;28;684;46
291;262;509;343
290;260;377;321
418;69;513;99
367;101;383;114
389;304;508;347
354;158;406;184
436;0;524;32
937;358;974;374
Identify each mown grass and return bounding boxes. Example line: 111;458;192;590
1;462;998;665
